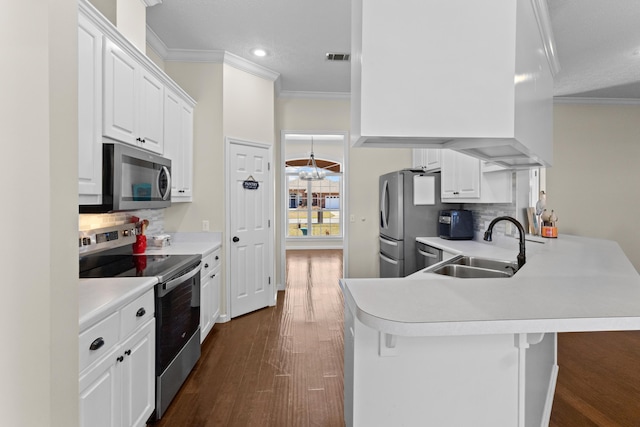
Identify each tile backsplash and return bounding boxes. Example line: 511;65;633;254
463;204;517;238
79;209;165;236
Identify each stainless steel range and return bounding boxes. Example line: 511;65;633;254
79;223;201;420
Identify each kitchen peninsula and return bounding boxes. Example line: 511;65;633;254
341;234;640;427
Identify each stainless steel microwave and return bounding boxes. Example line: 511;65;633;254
80;143;171;213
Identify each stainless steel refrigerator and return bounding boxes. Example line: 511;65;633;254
379;169;450;277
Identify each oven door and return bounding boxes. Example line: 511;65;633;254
156;263;201;374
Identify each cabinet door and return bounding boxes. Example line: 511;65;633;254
79;347;120;427
455;151;480;198
137;69;164;154
103;39;137;145
164;90;194;202
425;149;441;171
120;319;155;427
440;150;459;199
211;267;221;324
441;150;480;199
179;103;194;199
200;277;212;343
411;149;426;170
78;14;103;204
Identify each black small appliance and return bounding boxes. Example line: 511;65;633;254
439;209;474;240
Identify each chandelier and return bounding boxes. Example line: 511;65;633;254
298;137;326;181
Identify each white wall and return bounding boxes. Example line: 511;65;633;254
1;1;78;425
547;103;640;271
275;97;411;278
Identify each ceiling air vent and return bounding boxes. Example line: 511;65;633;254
325;52;350;61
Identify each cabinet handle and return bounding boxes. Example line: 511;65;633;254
210;273;215;279
89;337;104;351
179;190;185;193
136;307;146;317
215;256;219;260
125;349;131;356
141;138;146;143
204;263;209;268
116;355;124;363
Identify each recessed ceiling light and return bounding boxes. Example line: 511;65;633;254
252;48;267;57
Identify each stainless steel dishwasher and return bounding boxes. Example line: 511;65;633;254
416;241;443;270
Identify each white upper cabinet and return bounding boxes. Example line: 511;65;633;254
441;150;481;200
412;149;442;172
441;150;512;204
163;89;194;202
78;13;103;204
351;0;557;168
103;39;164;154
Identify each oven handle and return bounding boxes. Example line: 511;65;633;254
159;262;202;296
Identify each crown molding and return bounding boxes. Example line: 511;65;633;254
554;96;640;106
145;26;279;82
531;0;561;76
141;0;162;6
278;91;351;100
222;51;279;82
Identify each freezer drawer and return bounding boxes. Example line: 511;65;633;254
379;253;403;278
379;235;404;259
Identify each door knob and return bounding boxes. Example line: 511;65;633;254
232;236;240;243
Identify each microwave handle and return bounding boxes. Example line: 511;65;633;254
159;166;171;200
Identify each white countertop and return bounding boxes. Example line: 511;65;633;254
144;231;222;256
342;234;640;337
79;277;158;331
79;231;222;331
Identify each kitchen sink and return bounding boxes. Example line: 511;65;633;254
426;255;518;279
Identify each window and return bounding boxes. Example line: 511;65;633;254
285;169;342;238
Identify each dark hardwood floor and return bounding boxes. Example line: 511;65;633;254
153;249;640;426
153;249;345;427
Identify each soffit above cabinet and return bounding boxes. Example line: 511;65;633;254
350;0;558;169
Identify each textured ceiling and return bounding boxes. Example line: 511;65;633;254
146;0;640;99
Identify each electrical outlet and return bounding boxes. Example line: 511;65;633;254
505;222;513;235
202;220;210;231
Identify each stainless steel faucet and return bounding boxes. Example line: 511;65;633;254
483;216;526;269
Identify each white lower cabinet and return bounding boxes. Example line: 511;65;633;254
200;247;222;342
79;289;155;427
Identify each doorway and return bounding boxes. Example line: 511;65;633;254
226;137;275;318
280;131;348;290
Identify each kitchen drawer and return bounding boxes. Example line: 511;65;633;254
379;236;403;259
201;248;221;280
120;289;154;339
79;311;119;373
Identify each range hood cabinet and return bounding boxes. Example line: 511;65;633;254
351;0;558;168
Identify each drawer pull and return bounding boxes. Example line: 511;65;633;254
204;263;209;268
89;337;105;351
116;355;124;363
210;273;215;279
136;308;146;317
124;349;131;356
215;256;219;260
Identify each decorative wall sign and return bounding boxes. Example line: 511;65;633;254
243;175;259;190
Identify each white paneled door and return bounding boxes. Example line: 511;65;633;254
228;140;273;318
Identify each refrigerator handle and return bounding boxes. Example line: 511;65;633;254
380;180;389;229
